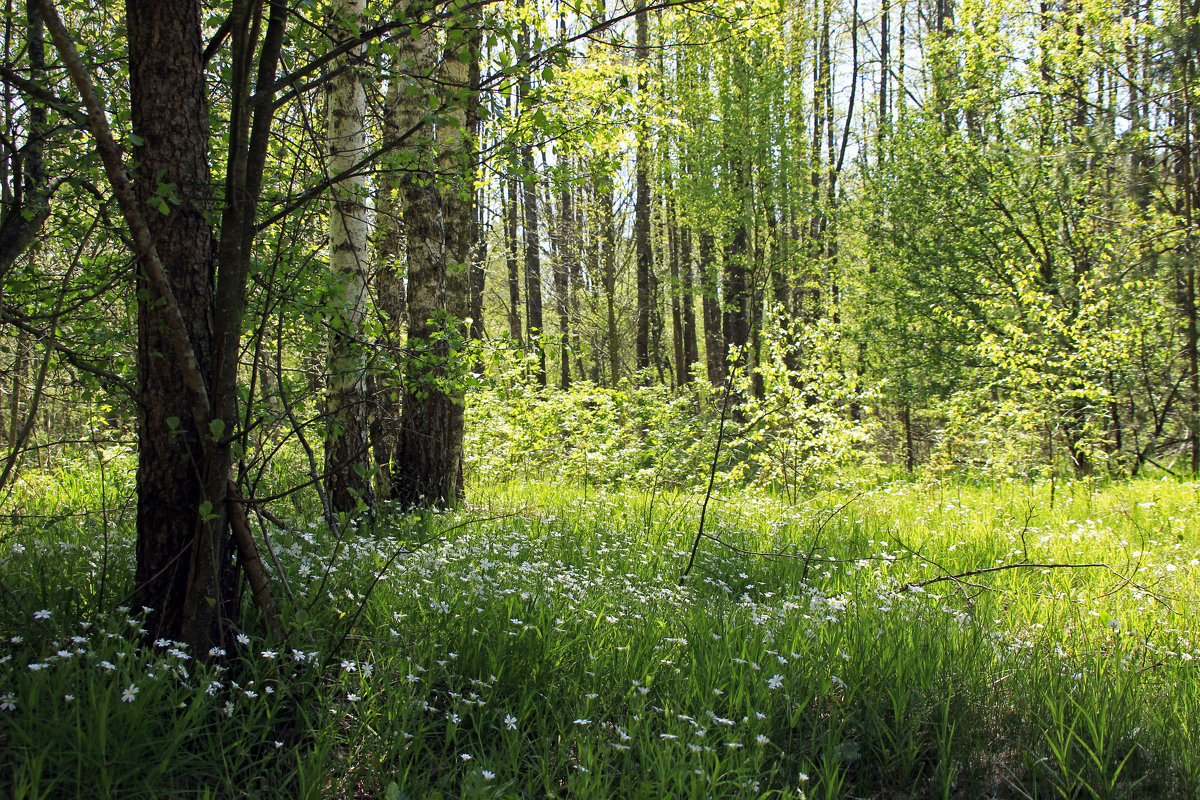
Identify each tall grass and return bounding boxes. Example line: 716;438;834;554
2;469;1199;798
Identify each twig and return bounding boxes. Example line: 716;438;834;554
680;369;737;581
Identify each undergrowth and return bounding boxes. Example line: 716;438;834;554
2;462;1200;798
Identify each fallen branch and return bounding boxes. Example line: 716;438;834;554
899;560;1175;612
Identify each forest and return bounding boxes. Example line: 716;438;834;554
2;0;1200;797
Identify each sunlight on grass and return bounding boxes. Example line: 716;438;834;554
3;474;1199;798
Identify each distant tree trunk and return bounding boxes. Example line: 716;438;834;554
324;0;374;514
699;231;724;384
556;159;574;390
723;160;750;362
125;0;225;645
518;8;545;386
669;196;685;387
506;174;522;345
0;0;53;275
680;223;698;382
600;172;619;385
522;153;545;386
634;0;652;379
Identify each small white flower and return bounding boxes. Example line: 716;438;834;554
346;692;360;702
33;609;51;620
504;714;518;731
756;734;770;745
121;684;139;702
481;770;495;781
573;718;590;725
274;740;284;749
64;695;75;702
223;701;235;717
236;633;251;646
460;753;472;761
0;694;16;711
341;660;357;673
10;635;23;644
99;660;116;670
767;674;784;690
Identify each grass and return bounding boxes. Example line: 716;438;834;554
2;466;1200;798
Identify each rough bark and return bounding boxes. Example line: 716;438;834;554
125;0;224;645
390;3;454;506
436;10;480;501
371;72;405;499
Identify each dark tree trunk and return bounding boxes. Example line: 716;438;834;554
680;223;698;382
634;1;651;379
723;161;750;360
126;0;225;645
522;150;545;386
699;231;724;384
669;196;685;388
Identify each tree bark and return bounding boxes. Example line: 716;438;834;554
699;231;724;384
390;2;455;506
600;172;619;385
324;0;375;514
634;0;652;379
125;0;224;645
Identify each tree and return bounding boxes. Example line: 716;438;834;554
324;0;375;513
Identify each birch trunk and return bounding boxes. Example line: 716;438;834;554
324;0;375;513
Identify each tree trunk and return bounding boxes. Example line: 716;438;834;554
699;231;724;384
436;8;480;501
634;0;652;379
126;0;226;646
556;159;573;390
680;223;698;383
600;173;619;385
324;0;375;514
390;5;454;506
506;174;522;345
372;72;406;499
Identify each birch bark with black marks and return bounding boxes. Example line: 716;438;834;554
324;0;375;513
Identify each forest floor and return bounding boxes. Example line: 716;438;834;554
3;471;1200;798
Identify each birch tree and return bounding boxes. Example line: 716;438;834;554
324;0;375;513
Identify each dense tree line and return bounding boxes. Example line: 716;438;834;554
0;0;1197;648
